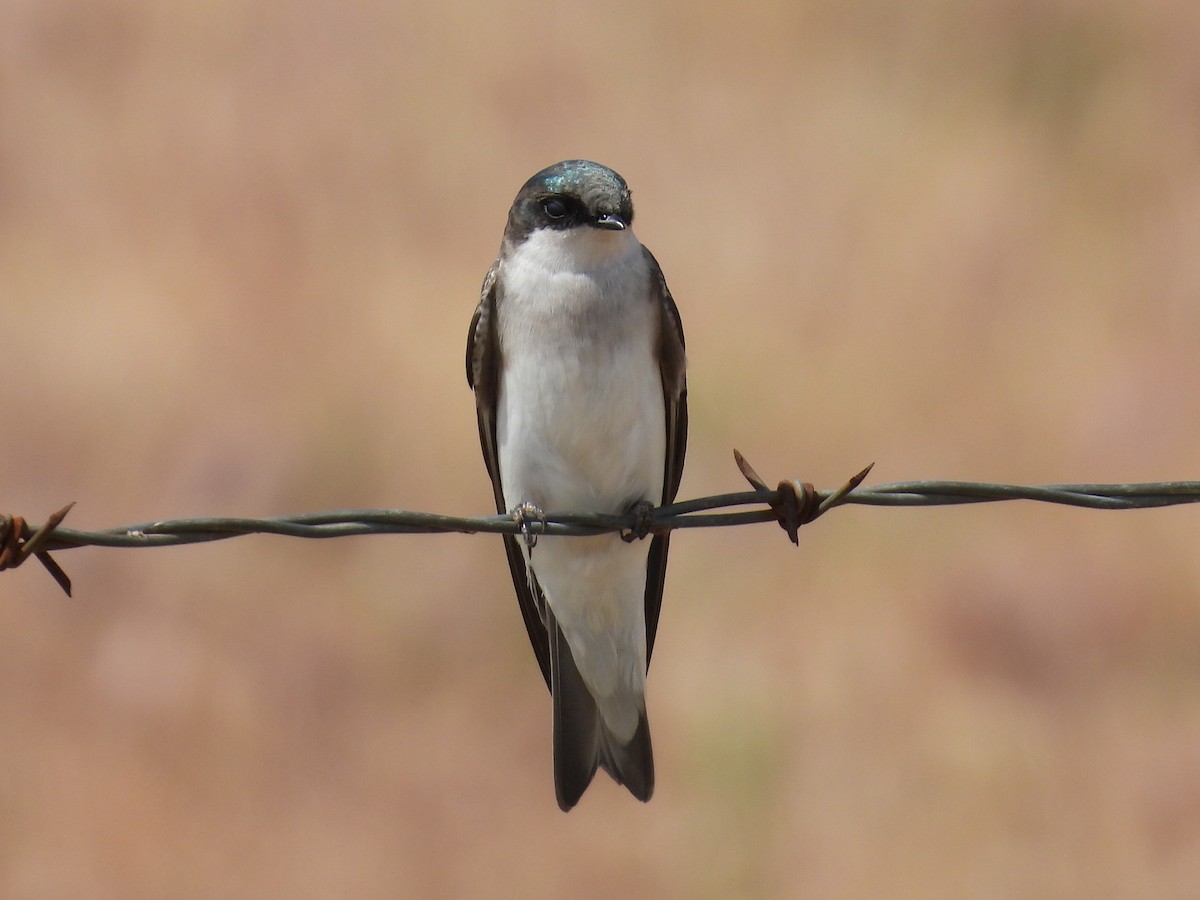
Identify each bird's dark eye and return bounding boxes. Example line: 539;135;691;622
542;197;568;220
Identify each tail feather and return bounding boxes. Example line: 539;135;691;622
548;608;654;811
598;707;654;803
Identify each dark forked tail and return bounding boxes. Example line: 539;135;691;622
548;606;654;811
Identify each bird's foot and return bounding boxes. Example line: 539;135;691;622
620;500;656;543
510;502;546;552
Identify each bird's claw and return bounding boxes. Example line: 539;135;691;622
620;500;656;542
511;502;546;552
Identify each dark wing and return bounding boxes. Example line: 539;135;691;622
467;260;553;688
642;247;688;663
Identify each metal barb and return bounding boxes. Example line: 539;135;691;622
817;463;876;515
0;503;76;596
734;451;874;546
733;449;770;492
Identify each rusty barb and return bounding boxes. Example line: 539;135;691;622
734;450;874;545
0;503;75;596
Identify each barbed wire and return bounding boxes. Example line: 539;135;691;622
4;451;1199;597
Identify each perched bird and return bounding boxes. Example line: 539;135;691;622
466;160;687;810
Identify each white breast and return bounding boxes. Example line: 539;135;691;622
495;227;667;515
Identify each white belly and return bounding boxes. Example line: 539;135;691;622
495;234;666;515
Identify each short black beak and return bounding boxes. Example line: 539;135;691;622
593;213;626;231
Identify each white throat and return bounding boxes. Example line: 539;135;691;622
509;224;642;276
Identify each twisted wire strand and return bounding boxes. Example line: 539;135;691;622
7;457;1199;598
32;477;1200;551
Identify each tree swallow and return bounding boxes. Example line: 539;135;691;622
466;161;687;810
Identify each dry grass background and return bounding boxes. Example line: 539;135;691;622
4;1;1200;896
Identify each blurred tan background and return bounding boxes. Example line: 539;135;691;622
4;0;1200;896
